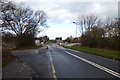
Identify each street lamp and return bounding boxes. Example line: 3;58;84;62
73;22;77;37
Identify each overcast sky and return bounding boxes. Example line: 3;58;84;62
10;0;119;40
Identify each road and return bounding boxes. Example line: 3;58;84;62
48;44;120;78
11;44;120;78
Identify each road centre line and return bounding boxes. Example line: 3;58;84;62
65;51;120;78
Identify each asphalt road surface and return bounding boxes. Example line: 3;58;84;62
11;44;120;78
48;44;120;78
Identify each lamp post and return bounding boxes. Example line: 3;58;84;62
73;22;77;37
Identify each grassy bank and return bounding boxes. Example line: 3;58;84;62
64;45;120;61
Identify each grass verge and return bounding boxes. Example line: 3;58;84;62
64;45;120;61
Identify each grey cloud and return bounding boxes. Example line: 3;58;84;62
13;1;118;24
47;2;118;23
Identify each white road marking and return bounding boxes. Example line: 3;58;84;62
19;66;24;72
19;63;28;72
48;51;57;79
65;48;119;63
66;48;80;52
53;45;56;48
65;51;120;78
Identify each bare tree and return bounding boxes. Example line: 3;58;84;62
0;1;47;37
75;14;107;47
75;14;98;36
114;18;120;37
74;16;84;35
0;0;47;47
74;13;120;49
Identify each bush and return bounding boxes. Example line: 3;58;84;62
16;34;35;48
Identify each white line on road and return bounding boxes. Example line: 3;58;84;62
65;48;119;63
65;51;120;78
48;51;57;79
66;48;80;52
53;45;56;48
19;66;24;72
52;44;56;48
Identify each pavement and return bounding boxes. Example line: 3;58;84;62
2;47;52;79
2;60;36;78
